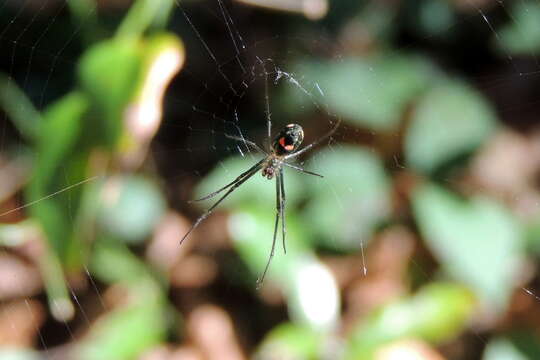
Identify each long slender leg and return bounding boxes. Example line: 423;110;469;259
282;162;323;178
256;170;281;288
256;56;272;147
191;159;265;202
284;118;342;160
279;168;286;255
225;134;267;155
180;164;262;245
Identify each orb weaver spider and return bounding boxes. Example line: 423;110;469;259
180;119;341;285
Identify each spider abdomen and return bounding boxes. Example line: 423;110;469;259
272;124;304;156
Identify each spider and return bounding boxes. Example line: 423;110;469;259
180;119;341;285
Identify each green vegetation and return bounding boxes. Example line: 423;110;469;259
1;0;540;359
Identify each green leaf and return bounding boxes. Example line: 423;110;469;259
525;220;540;255
483;333;540;360
96;175;166;244
116;0;175;39
79;278;168;360
28;92;89;254
90;237;154;284
67;0;102;44
33;92;88;188
79;39;142;147
0;73;41;141
412;183;524;311
416;0;456;37
78;34;184;149
257;323;324;360
405;80;497;174
287;54;436;130
496;1;540;55
484;338;529;360
345;282;475;360
21;93;90;322
302;146;391;251
80;303;165;360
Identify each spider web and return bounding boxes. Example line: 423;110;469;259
0;0;540;358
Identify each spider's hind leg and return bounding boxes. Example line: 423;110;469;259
180;161;263;245
189;159;265;203
256;169;283;288
279;168;286;255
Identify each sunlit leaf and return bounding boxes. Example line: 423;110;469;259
79;34;184;152
0;349;40;360
345;282;475;360
302;146;391;251
79;39;142;147
405;80;497;173
230;203;340;330
257;323;323;360
412;183;524;311
287;257;340;330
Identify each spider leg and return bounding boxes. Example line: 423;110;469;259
225;134;267;155
282;162;323;178
180;163;263;245
190;159;265;202
256;169;281;288
256;56;272;148
284;118;341;160
279;168;287;255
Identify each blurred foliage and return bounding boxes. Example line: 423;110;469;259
288;54;436;130
345;283;475;359
302;146;391;250
497;1;540;55
405;80;497;174
0;0;540;359
413;183;523;311
483;333;540;360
